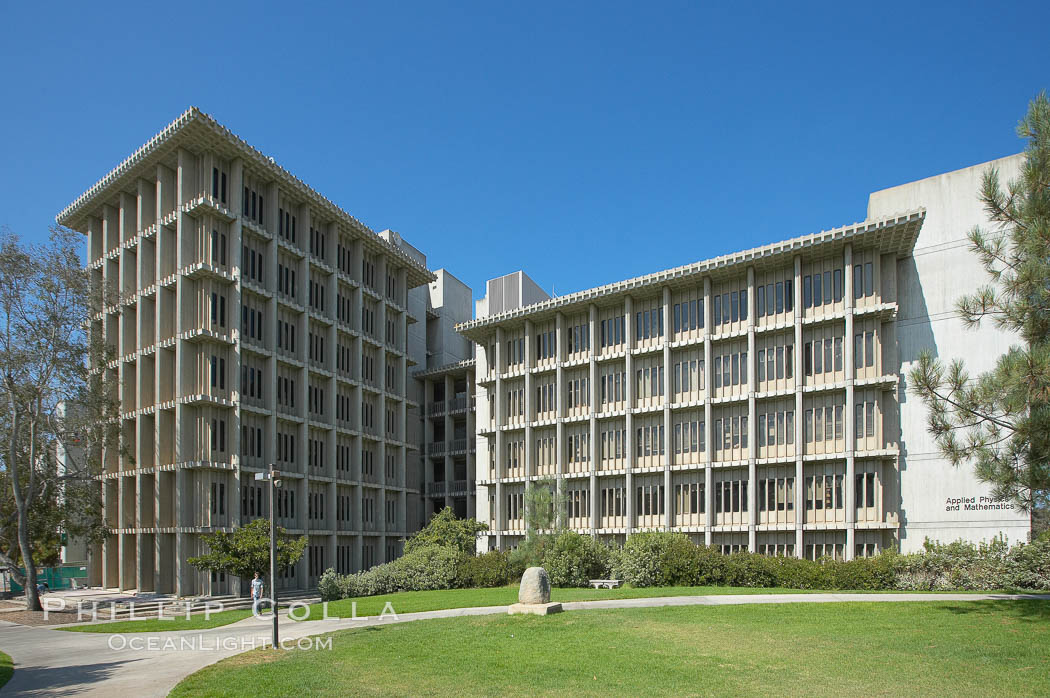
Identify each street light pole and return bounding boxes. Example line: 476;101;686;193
257;465;280;649
269;463;279;650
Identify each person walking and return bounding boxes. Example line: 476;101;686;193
250;572;264;614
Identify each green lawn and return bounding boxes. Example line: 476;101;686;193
57;584;1017;632
58;608;255;633
172;600;1050;697
296;584;827;620
0;650;11;690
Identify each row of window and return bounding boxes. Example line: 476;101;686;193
499;473;878;522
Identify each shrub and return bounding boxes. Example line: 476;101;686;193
824;554;896;590
317;568;342;601
722;552;778;588
456;551;511;588
404;507;488;556
611;532;674;587
507;536;551;582
393;544;461;591
769;556;827;590
1003;538;1050;590
658;534;703;586
694;545;730;586
542;531;612;587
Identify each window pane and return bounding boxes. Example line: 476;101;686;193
757;286;765;317
804;275;812;308
813;273;822;307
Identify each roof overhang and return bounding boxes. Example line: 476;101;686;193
456;209;925;341
56;107;435;288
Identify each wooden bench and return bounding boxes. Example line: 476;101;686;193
589;579;622;589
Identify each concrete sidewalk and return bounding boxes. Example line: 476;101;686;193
1;592;1047;697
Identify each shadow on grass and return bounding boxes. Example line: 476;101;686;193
933;599;1050;623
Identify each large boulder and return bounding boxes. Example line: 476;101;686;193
518;567;552;604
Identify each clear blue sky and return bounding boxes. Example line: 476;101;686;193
1;1;1047;302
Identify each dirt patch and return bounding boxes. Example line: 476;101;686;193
1;609;88;626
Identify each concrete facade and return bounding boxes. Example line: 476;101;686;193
57;108;451;595
460;156;1031;557
868;155;1030;549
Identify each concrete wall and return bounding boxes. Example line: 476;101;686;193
868;154;1031;550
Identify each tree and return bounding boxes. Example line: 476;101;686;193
909;92;1050;518
524;477;565;539
188;519;307;584
404;506;487;555
0;227;117;611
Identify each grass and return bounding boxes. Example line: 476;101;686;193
58;608;255;633
0;651;11;690
56;584;1020;632
171;600;1050;697
295;584;826;620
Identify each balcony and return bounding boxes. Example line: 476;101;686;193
449;395;473;412
426;480;470;497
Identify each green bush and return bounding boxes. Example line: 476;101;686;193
722;552;778;588
456;551;510;588
404;507;488;556
658;534;703;586
393;544;461;591
1003;538;1050;590
507;536;551;582
541;531;612;587
694;544;731;586
611;532;675;587
894;538;1010;591
824;554;897;590
317;568;342;601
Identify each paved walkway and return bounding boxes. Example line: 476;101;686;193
1;592;1047;696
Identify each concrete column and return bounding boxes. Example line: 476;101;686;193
523;319;534;479
844;244;856;559
623;295;635;536
588;304;599;536
662;287;673;531
493;327;504;548
746;267;757;553
793;255;804;557
703;278;714;546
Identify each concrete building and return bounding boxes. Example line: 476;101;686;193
56;108;457;595
459;155;1031;557
57;106;1031;590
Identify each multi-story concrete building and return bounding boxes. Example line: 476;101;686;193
460;155;1032;558
57;108;446;596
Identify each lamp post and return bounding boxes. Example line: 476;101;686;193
255;465;281;649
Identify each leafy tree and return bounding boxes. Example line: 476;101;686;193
909;92;1050;518
524;477;565;539
188;518;307;584
0;227;117;611
404;506;487;555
